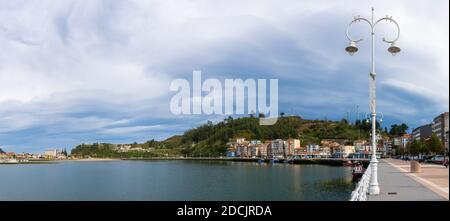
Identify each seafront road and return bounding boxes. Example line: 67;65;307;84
368;158;449;201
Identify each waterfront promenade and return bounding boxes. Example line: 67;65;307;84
368;158;449;201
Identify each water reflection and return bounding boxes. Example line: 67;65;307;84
0;160;355;201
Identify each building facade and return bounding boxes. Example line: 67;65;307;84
236;145;249;157
412;123;433;141
257;143;269;157
432;112;449;148
354;140;370;152
44;149;57;158
306;144;320;153
285;139;301;156
264;141;271;158
271;139;285;158
445;131;449;155
393;134;412;150
236;138;246;144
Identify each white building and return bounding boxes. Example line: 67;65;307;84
306;144;320;153
249;140;261;145
271;139;285;158
117;144;132;152
236;138;246;144
44;149;57;158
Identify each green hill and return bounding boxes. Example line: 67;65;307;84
71;115;378;158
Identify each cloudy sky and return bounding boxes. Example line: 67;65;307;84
0;0;448;153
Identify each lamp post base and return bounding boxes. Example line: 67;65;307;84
368;157;380;195
369;184;380;195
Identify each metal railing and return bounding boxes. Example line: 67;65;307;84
350;163;372;201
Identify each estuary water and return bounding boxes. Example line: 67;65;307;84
0;160;355;201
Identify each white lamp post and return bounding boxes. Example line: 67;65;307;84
345;7;401;195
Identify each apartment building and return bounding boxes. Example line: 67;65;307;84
285;139;301;156
271;139;286;158
432;112;449;147
412;123;433;141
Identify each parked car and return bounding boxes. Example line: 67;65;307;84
423;155;433;162
431;155;445;164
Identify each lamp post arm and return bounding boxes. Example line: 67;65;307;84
346;16;373;42
374;16;401;43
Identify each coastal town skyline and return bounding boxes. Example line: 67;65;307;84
1;0;449;153
1;111;448;158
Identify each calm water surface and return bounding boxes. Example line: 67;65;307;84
0;160;355;201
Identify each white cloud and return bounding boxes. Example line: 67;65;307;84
100;125;162;135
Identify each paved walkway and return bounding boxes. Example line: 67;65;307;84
368;159;449;201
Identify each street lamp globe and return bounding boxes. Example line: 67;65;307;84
345;41;358;56
388;42;401;56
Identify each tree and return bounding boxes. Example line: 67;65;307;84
359;119;371;132
396;146;405;156
427;134;444;155
408;139;420;157
225;116;233;123
418;139;429;155
340;118;349;125
389;123;409;136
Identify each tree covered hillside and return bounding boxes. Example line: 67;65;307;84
71;115;380;158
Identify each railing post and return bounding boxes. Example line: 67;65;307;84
350;163;372;201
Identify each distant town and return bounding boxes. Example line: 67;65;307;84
1;112;448;164
224;108;447;161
